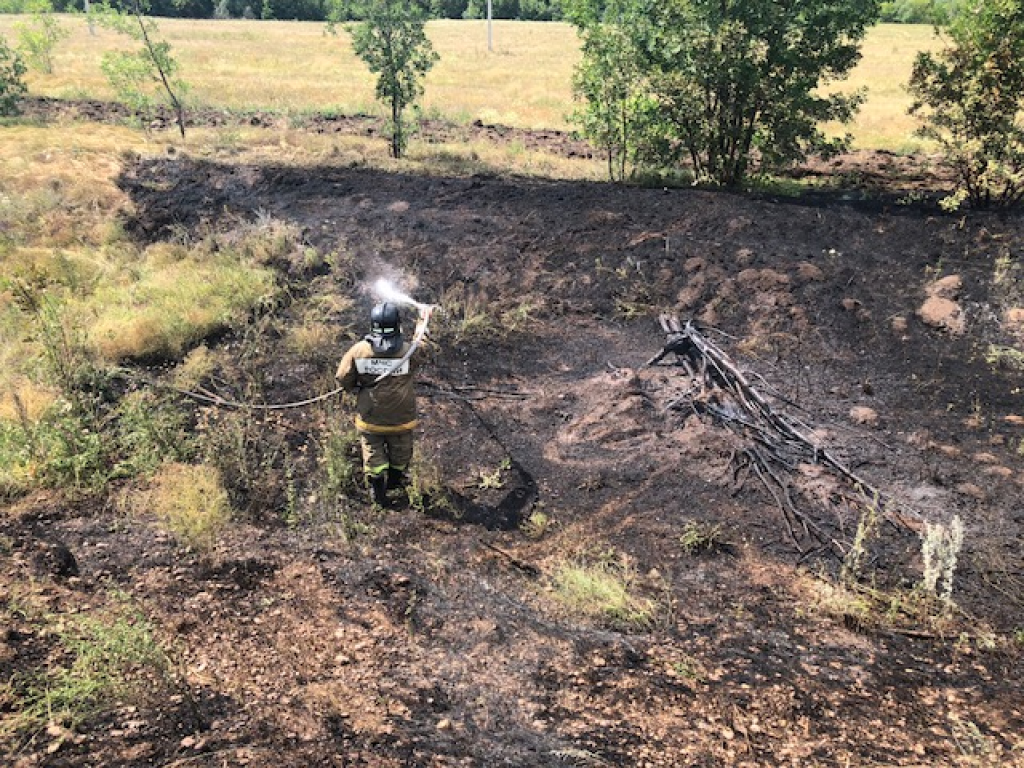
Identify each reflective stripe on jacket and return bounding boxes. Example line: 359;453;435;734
335;339;419;433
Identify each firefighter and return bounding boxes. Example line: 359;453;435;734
336;302;423;507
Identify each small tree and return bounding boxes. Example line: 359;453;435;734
15;0;69;75
345;0;438;158
92;0;188;139
567;2;649;181
567;0;879;187
0;34;28;116
909;0;1024;209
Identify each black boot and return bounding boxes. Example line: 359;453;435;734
369;474;390;508
387;467;408;490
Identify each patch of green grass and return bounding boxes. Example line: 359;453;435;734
552;553;654;631
678;519;728;556
1;604;173;750
520;507;551;539
141;462;232;550
986;344;1024;372
668;654;708;683
86;248;278;363
477;457;510;490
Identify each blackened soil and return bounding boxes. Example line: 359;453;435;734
3;99;1023;767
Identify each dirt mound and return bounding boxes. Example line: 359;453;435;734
4;124;1024;766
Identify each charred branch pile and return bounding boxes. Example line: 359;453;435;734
648;315;922;559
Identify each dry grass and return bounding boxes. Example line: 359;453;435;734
0;16;942;149
142;461;232;549
425;19;579;130
0;123;146;247
86;247;278;362
171;345;218;391
0;245;100;412
0;384;55;422
0;16;577;128
286;318;336;359
0;237;278;366
822;23;943;152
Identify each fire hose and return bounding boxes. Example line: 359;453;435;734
373;302;438;385
114;301;439;411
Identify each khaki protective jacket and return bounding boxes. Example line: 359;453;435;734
335;338;420;434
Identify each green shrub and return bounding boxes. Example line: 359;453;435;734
678;519;727;556
909;0;1024;209
2;606;172;745
0;402;110;497
319;420;361;501
145;462;232;549
197;405;291;521
0;34;27;117
565;0;877;186
405;448;454;517
0;418;34;496
15;0;70;75
113;390;195;479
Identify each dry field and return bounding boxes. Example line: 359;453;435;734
0;16;939;146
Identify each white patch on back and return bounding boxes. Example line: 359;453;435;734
355;357;410;376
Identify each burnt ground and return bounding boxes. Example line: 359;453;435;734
3;100;1024;767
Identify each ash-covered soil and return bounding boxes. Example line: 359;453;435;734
3;104;1024;767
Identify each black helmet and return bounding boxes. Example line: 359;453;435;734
368;302;402;354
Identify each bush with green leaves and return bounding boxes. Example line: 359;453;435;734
343;0;439;158
0;372;195;499
113;389;196;478
0;34;28;117
909;0;1024;209
15;0;69;75
565;0;879;186
91;0;188;138
568;14;647;182
2;604;174;746
0;287;197;498
879;0;954;24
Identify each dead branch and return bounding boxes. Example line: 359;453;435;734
479;539;541;577
649;316;923;547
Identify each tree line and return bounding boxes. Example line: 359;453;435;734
0;0;564;21
0;0;964;22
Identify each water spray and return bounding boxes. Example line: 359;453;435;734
370;278;438;383
373;278;435;315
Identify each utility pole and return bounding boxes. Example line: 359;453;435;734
487;0;492;52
